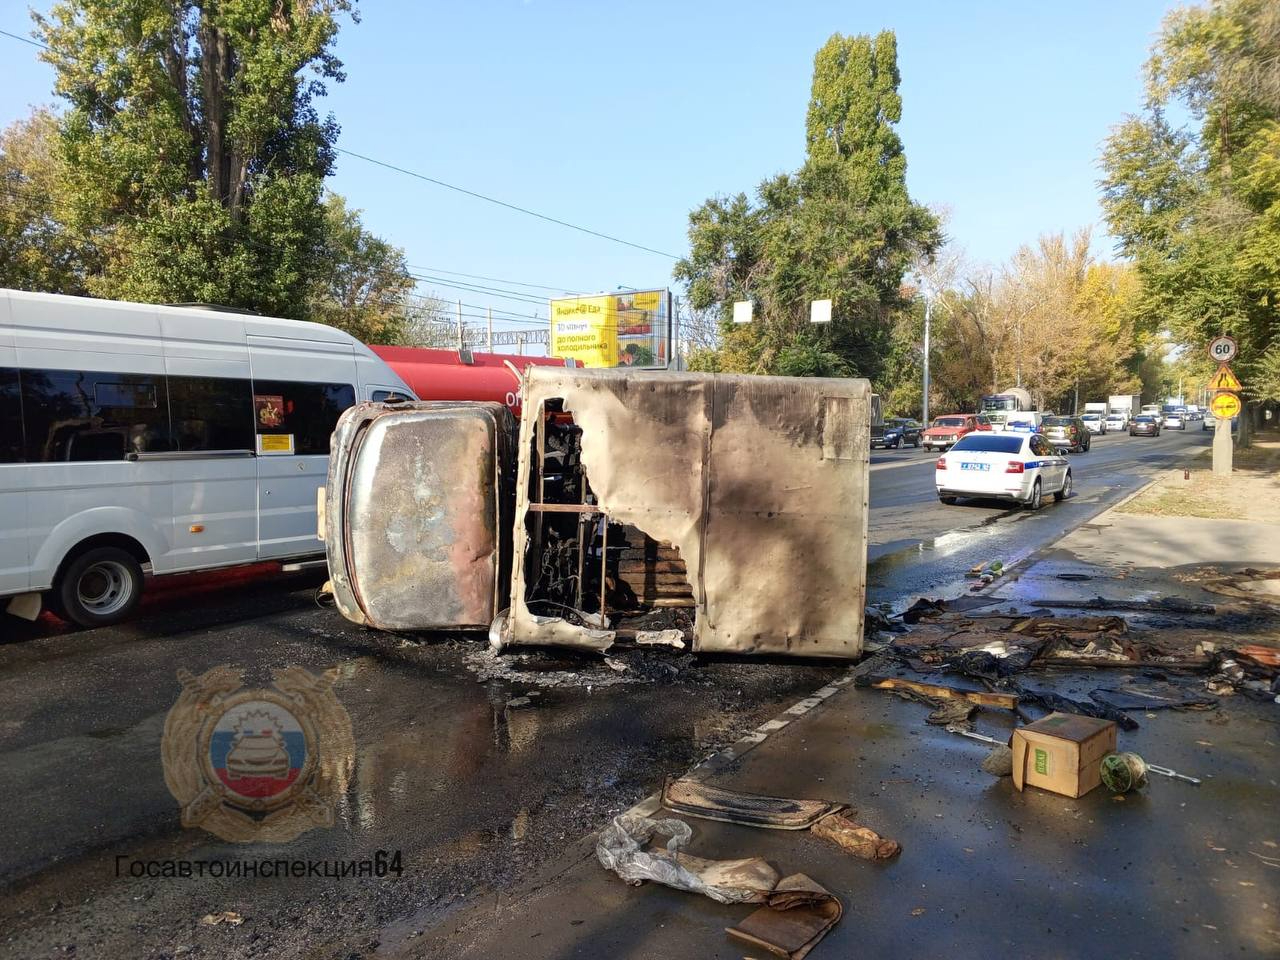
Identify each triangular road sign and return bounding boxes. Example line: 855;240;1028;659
1207;364;1242;391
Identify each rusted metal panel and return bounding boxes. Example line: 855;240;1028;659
326;401;513;631
504;369;870;658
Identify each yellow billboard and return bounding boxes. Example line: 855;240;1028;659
550;289;671;368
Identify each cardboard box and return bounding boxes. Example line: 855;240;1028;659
1011;713;1117;798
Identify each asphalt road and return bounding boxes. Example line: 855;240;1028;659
0;425;1214;960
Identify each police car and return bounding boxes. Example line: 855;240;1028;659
935;431;1072;510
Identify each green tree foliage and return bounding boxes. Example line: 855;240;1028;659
1100;0;1280;407
0;109;86;293
309;193;418;343
675;31;940;381
32;0;354;319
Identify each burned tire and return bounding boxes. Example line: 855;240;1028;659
54;546;144;628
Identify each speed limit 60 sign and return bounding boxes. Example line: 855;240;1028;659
1208;335;1238;363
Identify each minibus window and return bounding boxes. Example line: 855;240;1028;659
169;375;254;451
0;367;22;463
21;369;172;462
252;380;355;455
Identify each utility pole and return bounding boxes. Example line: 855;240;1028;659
516;333;525;356
456;299;464;350
486;306;493;353
922;292;932;427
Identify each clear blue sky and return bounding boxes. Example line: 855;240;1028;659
0;0;1178;338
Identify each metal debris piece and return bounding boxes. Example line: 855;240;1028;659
661;778;843;830
810;812;901;861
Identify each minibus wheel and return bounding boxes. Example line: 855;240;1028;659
55;547;144;627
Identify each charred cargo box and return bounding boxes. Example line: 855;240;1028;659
325;401;515;631
502;368;871;659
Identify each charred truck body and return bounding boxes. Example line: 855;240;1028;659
324;368;872;659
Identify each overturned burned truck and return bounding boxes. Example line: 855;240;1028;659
324;368;872;658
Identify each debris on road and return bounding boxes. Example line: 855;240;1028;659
1011;713;1117;797
660;778;900;862
1098;752;1200;792
633;629;686;649
1099;751;1148;793
1029;596;1216;614
855;675;1019;711
981;743;1015;776
199;911;244;927
661;778;841;829
809;812;901;861
463;647;640;688
727;875;844;960
1089;681;1217;712
1012;686;1139;730
597;813;845;958
726;873;843;960
597;814;777;904
944;725;1014;776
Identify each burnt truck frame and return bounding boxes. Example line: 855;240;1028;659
324;369;873;659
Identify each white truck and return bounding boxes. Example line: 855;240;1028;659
1108;394;1141;426
979;387;1033;432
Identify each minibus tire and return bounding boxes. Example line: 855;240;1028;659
55;547;144;628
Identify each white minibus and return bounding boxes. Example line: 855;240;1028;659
0;289;414;627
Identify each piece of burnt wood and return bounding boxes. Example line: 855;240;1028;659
858;676;1018;710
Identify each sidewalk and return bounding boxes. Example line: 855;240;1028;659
400;453;1280;960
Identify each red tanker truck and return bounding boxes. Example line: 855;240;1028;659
369;345;578;417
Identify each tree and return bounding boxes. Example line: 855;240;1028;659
0;108;86;293
33;0;357;319
675;31;940;381
308;193;419;343
1099;0;1280;431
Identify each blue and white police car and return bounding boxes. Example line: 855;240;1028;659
935;432;1072;510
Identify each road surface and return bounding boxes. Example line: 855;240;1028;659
0;427;1212;959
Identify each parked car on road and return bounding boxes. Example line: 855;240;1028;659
1201;415;1238;432
922;414;990;452
871;417;922;449
935;432;1071;510
1080;413;1107;435
1041;415;1091;452
1130;414;1161;437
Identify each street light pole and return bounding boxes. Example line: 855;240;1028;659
922;292;932;427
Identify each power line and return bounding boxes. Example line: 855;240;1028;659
404;263;573;293
336;148;679;260
1;26;682;262
0;27;45;49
